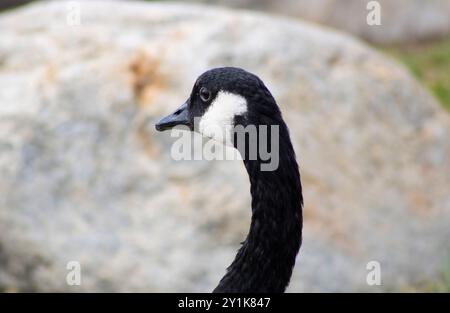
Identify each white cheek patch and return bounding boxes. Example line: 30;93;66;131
199;91;248;146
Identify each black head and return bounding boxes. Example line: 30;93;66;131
155;67;282;145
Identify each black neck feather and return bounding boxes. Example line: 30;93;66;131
213;120;303;293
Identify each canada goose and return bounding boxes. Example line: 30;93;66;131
155;67;303;293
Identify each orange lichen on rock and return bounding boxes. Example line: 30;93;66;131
128;51;165;106
45;64;58;82
408;192;433;217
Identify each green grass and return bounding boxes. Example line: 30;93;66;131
430;271;450;292
382;37;450;112
430;254;450;292
419;256;450;292
410;252;450;292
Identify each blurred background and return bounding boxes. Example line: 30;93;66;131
0;0;449;292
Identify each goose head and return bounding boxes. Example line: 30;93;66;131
155;67;281;147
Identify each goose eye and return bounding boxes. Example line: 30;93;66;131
199;87;211;102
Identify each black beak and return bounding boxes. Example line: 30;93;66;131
155;101;191;131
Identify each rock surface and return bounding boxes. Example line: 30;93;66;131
191;0;450;44
0;0;449;292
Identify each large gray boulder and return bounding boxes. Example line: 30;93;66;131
0;0;449;292
192;0;450;44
